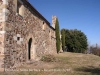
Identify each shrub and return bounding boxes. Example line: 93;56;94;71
41;54;56;62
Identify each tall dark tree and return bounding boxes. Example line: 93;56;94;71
61;29;65;51
64;29;88;53
55;18;60;53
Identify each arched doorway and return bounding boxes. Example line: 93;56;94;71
28;38;32;60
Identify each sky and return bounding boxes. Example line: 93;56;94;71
28;0;100;46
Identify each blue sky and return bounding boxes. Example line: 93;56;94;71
28;0;100;46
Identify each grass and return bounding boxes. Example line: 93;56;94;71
0;52;100;75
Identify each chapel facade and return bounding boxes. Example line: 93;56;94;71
0;0;57;71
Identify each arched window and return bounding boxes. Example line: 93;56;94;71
17;0;24;17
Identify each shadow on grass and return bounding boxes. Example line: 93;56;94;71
75;66;100;75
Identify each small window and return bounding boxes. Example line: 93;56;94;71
49;30;50;33
43;22;45;24
42;22;46;30
17;37;20;40
49;30;51;36
17;0;24;17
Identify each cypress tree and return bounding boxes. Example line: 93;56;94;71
55;18;60;53
61;29;65;51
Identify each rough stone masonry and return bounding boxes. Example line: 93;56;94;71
0;0;57;71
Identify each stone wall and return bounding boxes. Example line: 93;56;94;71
0;0;56;70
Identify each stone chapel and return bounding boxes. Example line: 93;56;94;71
0;0;57;71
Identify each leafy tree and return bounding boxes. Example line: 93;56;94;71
55;18;60;53
65;29;88;53
61;29;65;51
89;44;100;56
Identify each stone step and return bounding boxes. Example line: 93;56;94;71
26;59;37;64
